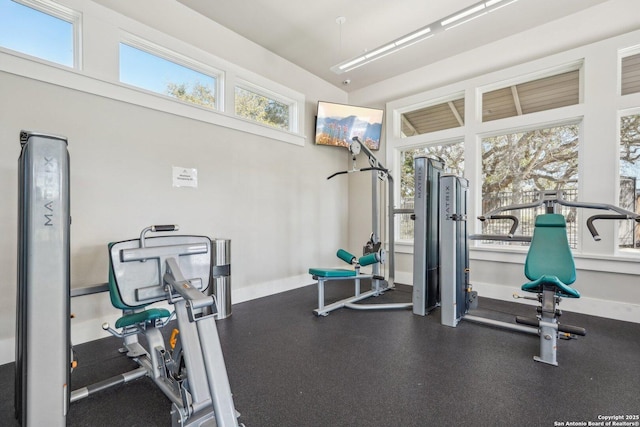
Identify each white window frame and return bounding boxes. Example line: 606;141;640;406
0;0;306;146
234;79;299;133
388;31;640;275
619;45;640;96
1;0;82;69
119;32;224;111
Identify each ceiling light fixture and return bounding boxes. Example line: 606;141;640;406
331;0;519;75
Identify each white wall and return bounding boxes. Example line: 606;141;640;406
0;0;348;364
350;0;640;323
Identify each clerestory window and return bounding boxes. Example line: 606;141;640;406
0;0;79;67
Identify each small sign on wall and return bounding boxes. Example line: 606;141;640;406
172;166;198;188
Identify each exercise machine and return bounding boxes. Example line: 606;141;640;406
99;225;241;426
15;131;71;427
15;131;241;425
432;174;640;365
411;156;446;316
309;136;412;315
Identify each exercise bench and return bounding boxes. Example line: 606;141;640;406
310;249;403;316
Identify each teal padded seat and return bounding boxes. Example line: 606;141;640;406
115;308;171;328
108;242;171;328
522;214;580;298
309;268;357;278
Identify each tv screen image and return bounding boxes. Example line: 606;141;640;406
315;101;383;151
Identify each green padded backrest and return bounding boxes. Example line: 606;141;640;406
524;214;576;285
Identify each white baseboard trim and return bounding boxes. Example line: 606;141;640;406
395;271;639;324
232;274;312;304
471;281;640;324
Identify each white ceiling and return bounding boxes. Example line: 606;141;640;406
177;0;608;92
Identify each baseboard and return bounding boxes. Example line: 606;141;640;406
395;269;639;324
472;281;640;324
232;274;311;304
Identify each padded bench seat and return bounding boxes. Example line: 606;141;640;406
115;307;171;329
309;268;357;278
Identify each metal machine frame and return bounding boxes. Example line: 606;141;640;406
310;136;412;314
15;131;71;427
429;173;640;365
15;131;240;425
100;227;240;426
411;156;445;316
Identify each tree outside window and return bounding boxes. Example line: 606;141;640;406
619;114;640;249
235;87;290;131
399;142;464;240
481;124;579;245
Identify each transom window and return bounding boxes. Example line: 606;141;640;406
0;0;77;67
119;42;219;110
621;53;640;96
482;70;580;122
235;85;292;131
400;97;465;137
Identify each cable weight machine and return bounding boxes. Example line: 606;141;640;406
417;167;640;365
310;136;414;314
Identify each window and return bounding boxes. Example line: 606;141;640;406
119;42;219;109
482;70;580;122
481;123;580;246
0;0;77;67
621;52;640;96
400;97;464;137
619;113;640;249
398;142;464;241
235;85;292;131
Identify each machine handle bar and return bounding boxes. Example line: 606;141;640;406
327;166;388;180
151;224;179;232
586;214;638;241
140;224;179;248
479;190;640;219
479;215;519;237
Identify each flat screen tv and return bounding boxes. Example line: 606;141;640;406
315;101;383;151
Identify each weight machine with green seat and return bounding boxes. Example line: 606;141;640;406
15;131;241;426
436;177;640;365
309;136;412;315
100;225;241;425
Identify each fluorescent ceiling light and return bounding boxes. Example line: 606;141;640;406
331;0;518;75
440;4;486;27
443;11;487;31
395;27;432;46
365;43;396;59
338;56;366;70
487;0;519;12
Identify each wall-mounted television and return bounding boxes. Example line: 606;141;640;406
315;101;383;151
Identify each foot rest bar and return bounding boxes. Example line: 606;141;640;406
516;316;586;336
70;366;147;403
464;315;539;335
344;302;412;311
